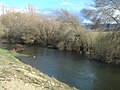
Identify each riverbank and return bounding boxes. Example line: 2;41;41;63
0;11;120;65
0;48;77;90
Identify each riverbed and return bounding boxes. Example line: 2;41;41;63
1;43;120;90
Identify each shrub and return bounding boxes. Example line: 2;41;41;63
91;31;120;64
0;10;88;54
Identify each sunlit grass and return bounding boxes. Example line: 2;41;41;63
0;48;28;62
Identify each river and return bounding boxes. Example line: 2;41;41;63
0;43;120;90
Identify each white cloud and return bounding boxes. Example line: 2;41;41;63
83;19;93;24
61;2;73;6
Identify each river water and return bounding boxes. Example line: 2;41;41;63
0;44;120;90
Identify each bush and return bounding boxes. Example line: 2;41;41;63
0;10;88;54
90;31;120;64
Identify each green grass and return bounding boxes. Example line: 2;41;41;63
0;48;28;62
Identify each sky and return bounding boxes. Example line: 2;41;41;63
0;0;93;11
0;0;93;23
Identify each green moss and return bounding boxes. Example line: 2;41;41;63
0;48;28;62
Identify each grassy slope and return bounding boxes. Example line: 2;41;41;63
0;48;28;62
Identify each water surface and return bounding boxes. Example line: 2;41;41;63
1;44;120;90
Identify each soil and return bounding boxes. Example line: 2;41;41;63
0;55;78;90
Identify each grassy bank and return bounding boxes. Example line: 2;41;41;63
0;48;27;62
0;48;77;90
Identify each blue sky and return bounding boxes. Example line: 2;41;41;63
0;0;93;11
0;0;93;23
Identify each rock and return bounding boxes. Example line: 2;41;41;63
12;44;25;52
47;45;57;49
25;83;29;86
41;86;44;88
51;82;55;86
115;60;120;64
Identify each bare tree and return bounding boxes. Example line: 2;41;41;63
81;0;120;30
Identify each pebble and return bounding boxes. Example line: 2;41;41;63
41;86;44;88
0;78;5;81
14;75;17;78
51;82;55;86
25;83;29;86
